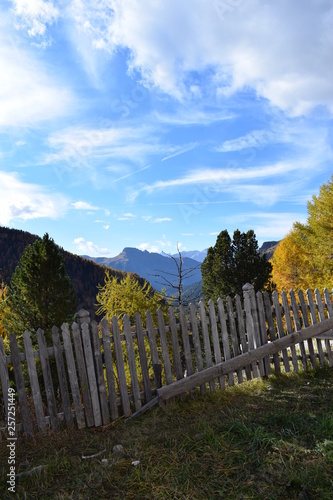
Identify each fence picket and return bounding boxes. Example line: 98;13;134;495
243;291;260;378
61;323;85;429
315;289;333;367
208;299;225;389
52;326;74;429
101;318;118;420
263;291;280;373
307;290;325;367
146;311;162;389
298;290;317;369
199;301;215;392
189;303;206;395
112;316;131;417
289;291;308;370
235;295;252;380
157;310;173;386
256;292;271;376
217;297;234;386
8;334;33;434
123;315;142;412
23;331;46;432
281;293;299;372
168;307;184;382
72;322;94;427
90;321;110;425
226;296;243;383
135;313;153;403
37;328;59;430
272;291;290;372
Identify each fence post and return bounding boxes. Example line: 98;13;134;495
242;283;266;377
76;309;91;328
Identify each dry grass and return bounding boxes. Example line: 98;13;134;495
1;367;333;499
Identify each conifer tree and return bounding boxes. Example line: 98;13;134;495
202;229;273;300
5;233;76;342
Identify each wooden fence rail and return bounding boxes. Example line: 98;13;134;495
1;284;333;437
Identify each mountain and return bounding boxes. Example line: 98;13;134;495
259;241;280;259
0;226;142;319
172;249;208;263
85;247;202;294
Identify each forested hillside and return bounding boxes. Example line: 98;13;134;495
0;226;141;318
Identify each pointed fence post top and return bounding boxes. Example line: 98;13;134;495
76;309;91;327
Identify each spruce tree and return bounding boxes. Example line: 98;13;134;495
6;233;76;342
201;229;273;301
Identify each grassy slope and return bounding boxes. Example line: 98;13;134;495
1;368;333;499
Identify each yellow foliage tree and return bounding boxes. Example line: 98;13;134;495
273;174;333;292
272;229;316;291
0;282;10;349
96;272;169;328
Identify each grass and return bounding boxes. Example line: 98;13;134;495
1;367;333;499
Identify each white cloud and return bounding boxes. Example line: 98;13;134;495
71;201;99;210
73;237;109;256
153;217;172;223
0;16;75;128
74;0;333;115
137;243;160;253
11;0;60;38
0;170;68;225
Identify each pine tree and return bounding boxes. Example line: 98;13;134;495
201;229;273;300
5;233;76;342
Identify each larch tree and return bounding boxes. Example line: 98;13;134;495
96;272;168;328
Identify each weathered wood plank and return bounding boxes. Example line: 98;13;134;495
37;328;59;430
208;299;225;389
112;316;131;417
199;301;215;392
23;331;46;432
168;307;184;382
72;322;94;427
189;303;206;395
298;290;317;369
263;291;280;373
247;285;266;377
81;322;102;427
272;291;290;372
158;316;333;402
281;293;299;372
226;296;243;383
135;313;153;403
217;297;234;386
179;305;195;397
52;326;73;429
146;311;162;389
256;292;271;376
123;315;142;412
235;295;252;380
0;338;10;421
289;291;308;371
243;291;260;378
315;289;333;367
157;309;173;386
90;321;110;424
61;323;85;429
8;335;33;434
101;318;118;420
307;290;325;367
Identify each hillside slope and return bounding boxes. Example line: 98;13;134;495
0;227;140;318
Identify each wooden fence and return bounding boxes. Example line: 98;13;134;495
1;284;333;437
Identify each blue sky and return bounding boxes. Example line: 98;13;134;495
1;0;333;257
